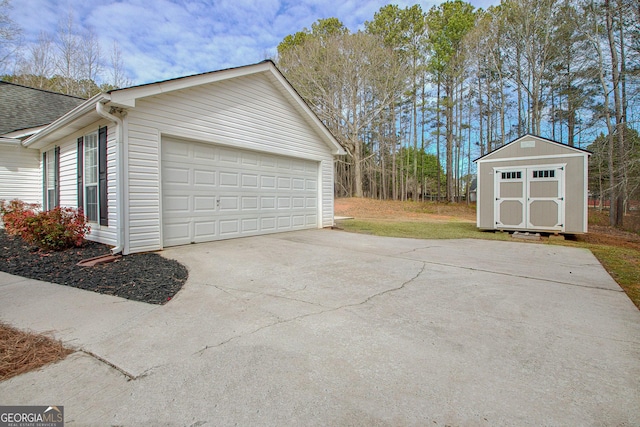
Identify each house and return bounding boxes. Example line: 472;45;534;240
474;134;590;234
7;60;345;254
0;81;84;204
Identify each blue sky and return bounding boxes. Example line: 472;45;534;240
9;0;499;85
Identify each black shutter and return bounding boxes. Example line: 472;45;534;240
98;126;108;226
42;152;47;210
77;137;84;210
54;146;60;207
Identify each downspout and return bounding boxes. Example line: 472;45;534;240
96;101;126;255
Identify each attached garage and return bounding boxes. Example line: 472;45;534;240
162;137;320;246
20;60;346;255
475;134;590;234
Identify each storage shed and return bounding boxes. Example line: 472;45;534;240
474;134;590;234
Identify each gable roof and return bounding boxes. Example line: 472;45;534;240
474;134;591;163
23;61;346;155
0;81;85;135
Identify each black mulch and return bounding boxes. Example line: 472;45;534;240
0;230;188;305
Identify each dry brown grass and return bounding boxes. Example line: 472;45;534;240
0;322;73;381
335;197;476;222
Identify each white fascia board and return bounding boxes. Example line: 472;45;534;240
266;63;346;156
108;62;274;108
0;137;21;146
22;93;109;148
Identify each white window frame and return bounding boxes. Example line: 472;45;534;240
84;132;99;223
44;148;57;211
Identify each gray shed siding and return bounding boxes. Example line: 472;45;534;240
476;135;589;234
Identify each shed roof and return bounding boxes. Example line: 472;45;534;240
0;81;85;135
474;134;591;163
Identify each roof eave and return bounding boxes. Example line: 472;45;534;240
265;62;346;156
474;133;591;163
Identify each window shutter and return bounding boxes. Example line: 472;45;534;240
98;126;108;226
77;137;84;210
54;146;60;207
42;152;47;209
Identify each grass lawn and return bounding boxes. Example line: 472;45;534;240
336;198;640;310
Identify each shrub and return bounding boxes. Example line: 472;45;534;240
0;199;90;251
0;199;39;239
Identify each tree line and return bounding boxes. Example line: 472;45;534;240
276;0;639;227
0;4;130;98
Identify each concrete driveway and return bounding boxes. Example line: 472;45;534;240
1;229;639;426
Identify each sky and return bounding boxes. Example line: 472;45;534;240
8;0;499;85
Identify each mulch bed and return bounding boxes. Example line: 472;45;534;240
0;230;188;304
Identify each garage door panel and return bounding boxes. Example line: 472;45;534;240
193;144;216;161
306;214;317;226
241;174;258;188
261;217;276;230
306;179;317;190
162;138;319;247
163;222;190;246
241;152;258;165
219;149;239;164
194;221;216;240
164;195;190;213
164;167;190;185
277;177;291;189
219;196;238;211
261;176;275;188
292;215;305;227
194;169;215;186
220;172;238;187
219;219;239;235
241;218;258;232
194;196;215;212
278;197;291;209
292;197;305;208
306;197;317;208
241;197;258;210
277;217;291;228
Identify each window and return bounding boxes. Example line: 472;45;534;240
501;171;522;180
533;169;555;179
77;126;108;225
84;132;99;222
43;147;59;210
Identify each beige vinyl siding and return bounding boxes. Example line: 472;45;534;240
41;120;118;246
125;73;335;253
0;144;41;204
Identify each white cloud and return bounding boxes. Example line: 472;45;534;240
8;0;500;85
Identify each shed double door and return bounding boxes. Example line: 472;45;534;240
494;165;565;232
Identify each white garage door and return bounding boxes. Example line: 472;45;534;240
162;137;319;247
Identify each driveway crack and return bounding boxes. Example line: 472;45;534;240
212;284;330;309
195;262;426;356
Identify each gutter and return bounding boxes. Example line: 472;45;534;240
95;101;126;255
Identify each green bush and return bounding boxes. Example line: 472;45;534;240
0;199;90;250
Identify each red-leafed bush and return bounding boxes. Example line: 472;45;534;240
0;199;38;238
0;199;90;250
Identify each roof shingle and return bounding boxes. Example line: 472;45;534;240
0;81;85;135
